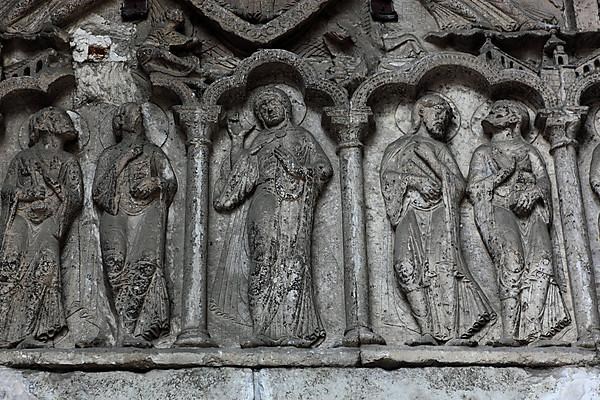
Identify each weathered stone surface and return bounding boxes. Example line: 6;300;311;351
0;367;254;400
256;367;600;400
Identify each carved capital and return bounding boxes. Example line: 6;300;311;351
537;106;588;152
173;105;221;149
325;107;371;152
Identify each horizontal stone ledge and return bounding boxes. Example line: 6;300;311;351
361;345;600;369
0;345;598;371
0;347;361;371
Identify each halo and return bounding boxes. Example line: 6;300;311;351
99;102;169;149
19;109;90;150
394;92;461;140
242;84;307;128
471;100;539;144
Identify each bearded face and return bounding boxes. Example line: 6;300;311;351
422;103;451;141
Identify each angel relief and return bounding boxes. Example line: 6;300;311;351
213;86;333;348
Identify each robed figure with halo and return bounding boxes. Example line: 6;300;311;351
214;86;333;348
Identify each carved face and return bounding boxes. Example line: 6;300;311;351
114;103;144;139
421;102;452;141
256;95;287;128
482;102;525;135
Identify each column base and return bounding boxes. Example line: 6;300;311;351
342;326;386;347
173;329;217;348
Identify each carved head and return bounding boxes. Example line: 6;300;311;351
113;103;145;141
165;8;185;26
28;107;77;147
253;87;293;129
482;100;530;138
411;94;452;141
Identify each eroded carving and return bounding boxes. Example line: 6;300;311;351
0;107;83;349
92;103;177;348
420;0;559;31
467;100;570;346
381;94;495;346
214;86;333;348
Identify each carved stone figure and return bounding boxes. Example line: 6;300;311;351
467;100;570;347
214;86;333;348
136;8;211;97
0;107;83;349
381;94;495;346
217;0;301;23
419;0;558;31
93;103;177;348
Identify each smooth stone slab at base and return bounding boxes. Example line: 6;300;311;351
0;367;254;400
256;366;600;400
0;346;597;371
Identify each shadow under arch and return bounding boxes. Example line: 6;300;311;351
201;49;349;124
567;71;600;106
351;52;560;136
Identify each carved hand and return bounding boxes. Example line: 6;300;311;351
511;188;541;217
131;177;161;200
419;179;442;201
227;114;255;144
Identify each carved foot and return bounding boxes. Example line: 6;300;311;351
342;326;386;347
240;334;276;349
122;335;153;349
75;333;111;348
487;337;522;347
16;337;49;349
445;338;478;347
574;332;600;349
173;329;217;348
528;338;571;348
405;333;438;347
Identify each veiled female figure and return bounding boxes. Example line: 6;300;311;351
0;107;83;348
214;87;333;348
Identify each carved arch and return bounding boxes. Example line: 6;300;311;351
351;52;560;122
201;49;349;124
567;72;600;106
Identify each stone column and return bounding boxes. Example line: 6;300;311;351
172;105;216;348
329;110;386;347
539;106;600;348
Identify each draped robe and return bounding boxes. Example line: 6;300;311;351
0;147;83;346
467;139;570;341
214;124;332;346
381;135;494;341
93;141;177;341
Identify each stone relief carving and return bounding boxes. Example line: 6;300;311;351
214;86;333;348
419;0;560;31
2;0;600;369
0;107;83;349
137;8;210;101
92;103;177;348
467;100;570;346
381;94;495;346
